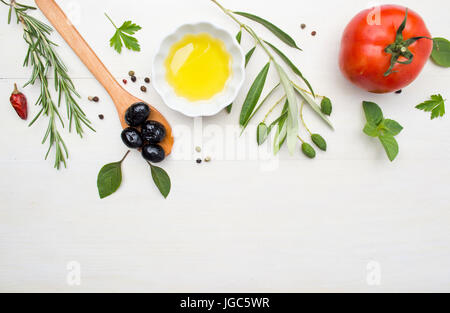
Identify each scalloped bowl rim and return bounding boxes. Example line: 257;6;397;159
152;22;245;117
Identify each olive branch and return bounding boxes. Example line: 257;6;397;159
211;0;333;158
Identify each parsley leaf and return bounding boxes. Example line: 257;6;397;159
362;101;403;162
105;13;142;53
416;94;446;120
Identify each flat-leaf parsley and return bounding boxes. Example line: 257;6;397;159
105;13;142;53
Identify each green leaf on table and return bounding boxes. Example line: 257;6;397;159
379;134;399;162
245;46;256;67
363;101;384;125
320;97;332;116
264;41;314;96
274;63;299;155
362;101;402;162
363;123;379;138
236;30;242;44
380;119;403;136
294;86;334;129
150;163;171;198
257;123;269;145
97;151;130;199
239;62;271;126
273;102;289;154
416;94;446;120
234;11;301;50
431;38;450;68
106;13;142;53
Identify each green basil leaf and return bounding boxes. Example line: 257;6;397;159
97;162;123;199
234;11;301;50
257;123;269;145
380;119;403;136
320;97;332;116
311;134;327;151
301;143;316;159
363;123;379;138
239;62;271;126
245;46;256;67
379;134;399;162
294;86;334;129
264;41;314;97
431;37;450;68
363;101;384;126
150;164;171;199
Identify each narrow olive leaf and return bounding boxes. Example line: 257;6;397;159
273;102;289;154
236;30;242;44
363;123;379;137
379;134;399;162
239;62;271;126
311;134;327;151
380;119;404;136
226;30;244;114
257;123;269;145
264;41;314;97
234;11;301;50
275;63;298;155
97;151;130;199
431;38;450;68
302;143;316;159
241;83;280;133
294;86;334;129
245;46;256;67
150;163;171;199
363;101;383;126
321;97;332;116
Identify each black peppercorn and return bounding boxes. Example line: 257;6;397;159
196;159;202;164
93;96;99;102
98;114;104;120
131;76;137;82
144;77;151;83
141;86;147;92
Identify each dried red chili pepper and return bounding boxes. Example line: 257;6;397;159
10;83;28;120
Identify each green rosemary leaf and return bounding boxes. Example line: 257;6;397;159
234;11;301;50
239;62;271;126
264;41;314;97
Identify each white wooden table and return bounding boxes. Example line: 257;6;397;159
0;0;449;292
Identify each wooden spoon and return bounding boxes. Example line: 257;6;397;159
35;0;174;155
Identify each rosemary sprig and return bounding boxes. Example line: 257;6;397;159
1;0;94;169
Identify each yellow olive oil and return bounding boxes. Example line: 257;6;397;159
165;33;231;101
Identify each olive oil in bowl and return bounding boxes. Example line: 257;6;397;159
165;33;232;101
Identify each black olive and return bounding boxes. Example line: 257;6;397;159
141;121;166;144
142;144;165;163
121;127;144;149
125;102;150;127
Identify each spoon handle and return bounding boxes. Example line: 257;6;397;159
34;0;123;100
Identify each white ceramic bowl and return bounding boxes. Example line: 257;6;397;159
152;22;245;117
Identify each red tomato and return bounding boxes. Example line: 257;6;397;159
339;5;433;93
